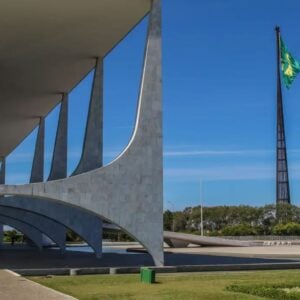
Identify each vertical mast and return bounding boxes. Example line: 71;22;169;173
275;26;290;204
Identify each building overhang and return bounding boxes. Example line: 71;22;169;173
0;0;151;156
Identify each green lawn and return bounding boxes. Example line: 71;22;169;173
30;270;300;300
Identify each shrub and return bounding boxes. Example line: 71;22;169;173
222;224;257;236
272;222;300;236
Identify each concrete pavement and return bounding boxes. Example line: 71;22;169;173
0;270;76;300
167;245;300;259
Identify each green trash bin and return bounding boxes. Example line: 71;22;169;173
140;267;155;284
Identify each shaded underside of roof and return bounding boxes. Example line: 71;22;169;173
0;0;151;156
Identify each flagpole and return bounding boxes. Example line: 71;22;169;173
275;26;291;205
275;26;281;206
276;27;282;105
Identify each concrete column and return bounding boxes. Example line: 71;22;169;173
0;157;5;184
28;117;46;248
0;108;102;255
0;148;54;251
0;117;68;251
73;58;103;175
48;94;68;181
0;223;3;245
47;92;102;257
0;216;43;250
0;159;5;247
0;206;67;251
71;58;104;257
47;93;68;252
0;197;103;257
30;118;45;183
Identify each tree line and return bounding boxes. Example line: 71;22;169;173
164;203;300;236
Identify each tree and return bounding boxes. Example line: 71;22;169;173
222;224;258;236
4;230;22;243
276;203;300;224
173;211;188;232
66;229;82;242
162;203;300;236
163;210;173;231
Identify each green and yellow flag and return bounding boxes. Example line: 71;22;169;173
280;37;300;88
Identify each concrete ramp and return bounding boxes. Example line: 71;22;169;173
164;231;250;248
102;223;250;248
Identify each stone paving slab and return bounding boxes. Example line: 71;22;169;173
0;270;76;300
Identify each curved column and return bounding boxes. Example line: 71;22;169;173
0;206;66;251
30;118;45;183
0;92;103;257
0;157;5;184
1;118;51;250
0;197;103;257
48;94;68;181
0;223;3;245
0;216;43;250
72;58;103;175
70;58;104;256
48;88;102;257
0;0;163;266
0;117;65;251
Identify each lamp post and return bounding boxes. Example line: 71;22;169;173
168;200;176;232
200;180;204;236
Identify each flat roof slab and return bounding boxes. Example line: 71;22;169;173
0;0;151;156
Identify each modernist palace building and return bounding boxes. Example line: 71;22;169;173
0;0;163;266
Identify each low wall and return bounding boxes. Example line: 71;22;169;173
14;262;300;276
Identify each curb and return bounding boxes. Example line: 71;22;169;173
12;262;300;276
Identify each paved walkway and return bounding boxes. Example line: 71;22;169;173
0;270;76;300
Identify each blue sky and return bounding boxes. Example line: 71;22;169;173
5;0;300;211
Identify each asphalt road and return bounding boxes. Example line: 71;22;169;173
0;248;296;269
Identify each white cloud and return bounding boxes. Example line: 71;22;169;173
164;161;300;181
163;147;300;158
164;164;274;181
164;149;273;157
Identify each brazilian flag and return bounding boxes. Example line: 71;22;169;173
280;37;300;88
